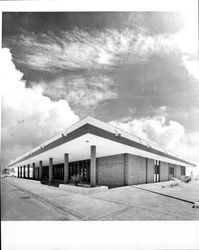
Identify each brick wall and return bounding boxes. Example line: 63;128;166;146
160;162;169;181
97;153;184;187
124;154;130;185
125;154;147;185
97;154;125;187
175;165;181;179
147;158;154;183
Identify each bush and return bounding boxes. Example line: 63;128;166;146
71;174;82;186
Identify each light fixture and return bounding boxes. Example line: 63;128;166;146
61;132;67;137
115;128;121;137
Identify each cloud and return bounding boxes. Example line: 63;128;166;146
1;48;79;169
182;56;199;80
110;116;185;150
109;115;199;174
36;74;118;114
4;27;182;72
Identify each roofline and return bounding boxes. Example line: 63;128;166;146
9;116;197;167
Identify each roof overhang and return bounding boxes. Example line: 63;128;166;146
9;116;197;168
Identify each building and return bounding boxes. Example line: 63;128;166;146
9;116;196;187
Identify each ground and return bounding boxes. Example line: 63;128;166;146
1;177;199;220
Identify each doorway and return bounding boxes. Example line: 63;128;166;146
154;160;160;182
169;164;175;180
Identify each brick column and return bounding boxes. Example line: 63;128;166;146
32;163;35;179
27;164;30;179
39;161;43;181
23;165;26;178
49;158;53;184
64;153;69;184
90;145;96;187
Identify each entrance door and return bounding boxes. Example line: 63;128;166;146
154;160;160;182
169;165;175;180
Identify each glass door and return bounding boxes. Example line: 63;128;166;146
154;160;160;182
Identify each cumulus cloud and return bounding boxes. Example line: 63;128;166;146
1;48;79;169
110;116;185;150
109;116;199;173
182;56;199;80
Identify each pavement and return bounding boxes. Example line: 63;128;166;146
1;179;70;220
1;177;199;221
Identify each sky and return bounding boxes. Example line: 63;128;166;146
1;11;199;175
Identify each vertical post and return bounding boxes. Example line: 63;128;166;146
39;161;43;181
17;167;19;178
27;164;30;179
32;163;35;179
77;161;80;175
82;162;84;181
20;166;22;178
146;158;148;184
86;160;89;183
23;165;26;178
64;153;69;184
90;145;96;187
49;158;53;184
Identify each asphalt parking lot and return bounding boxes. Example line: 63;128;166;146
1;177;199;220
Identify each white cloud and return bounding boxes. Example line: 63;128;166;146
110;115;199;174
37;74;118;109
5;27;182;72
182;55;199;80
1;48;79;168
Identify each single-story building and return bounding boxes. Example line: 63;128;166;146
9;116;196;187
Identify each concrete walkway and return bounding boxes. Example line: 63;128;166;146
135;180;199;203
2;177;199;220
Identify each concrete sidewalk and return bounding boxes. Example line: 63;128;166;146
135;180;199;203
2;177;199;220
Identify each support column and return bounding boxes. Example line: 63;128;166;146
23;165;26;178
32;163;35;179
20;166;22;178
64;153;69;184
49;158;53;184
39;161;43;181
17;167;19;178
77;161;80;175
90;145;96;187
27;164;30;179
86;161;89;182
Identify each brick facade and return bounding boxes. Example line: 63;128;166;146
97;154;124;187
147;158;154;183
160;161;169;181
175;165;182;179
125;154;147;185
96;153;185;187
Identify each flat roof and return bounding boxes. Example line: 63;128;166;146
9;116;196;168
